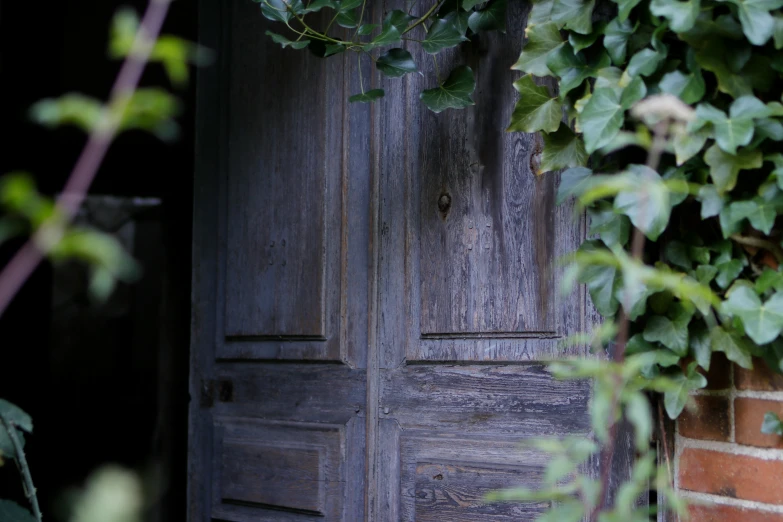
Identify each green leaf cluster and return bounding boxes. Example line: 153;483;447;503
253;0;509;110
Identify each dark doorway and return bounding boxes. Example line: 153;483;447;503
0;1;197;520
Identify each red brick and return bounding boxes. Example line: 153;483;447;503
735;398;783;448
735;359;783;391
688;503;783;522
679;448;783;504
678;396;730;441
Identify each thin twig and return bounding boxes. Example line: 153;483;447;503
403;0;445;35
730;234;783;264
0;0;172;319
1;415;42;521
590;119;669;521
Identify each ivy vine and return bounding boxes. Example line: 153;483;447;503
253;0;508;111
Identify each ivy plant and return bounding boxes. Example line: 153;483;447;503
252;0;508;110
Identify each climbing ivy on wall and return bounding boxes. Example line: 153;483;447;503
255;0;783;519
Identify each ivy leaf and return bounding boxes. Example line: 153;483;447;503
0;399;32;460
546;45;610;96
761;412;783;435
625;48;665;78
540;125;588;174
258;0;304;23
756;268;783;294
376;48;417;77
557;167;593;204
338;0;363;9
507;75;563;133
723;286;783;345
616;0;643;21
420;66;475;113
363;24;401;49
691;323;712;370
659;70;705;104
604;17;635;65
673;127;709;165
568;21;605;52
512;22;564;77
579;88;624;153
613;165;671;241
357;23;378;35
588;202;631;246
579;261;620;316
463;0;485;8
0;500;37;522
336;9;359;28
650;0;700;33
468;0;507;33
716;0;783;46
704;144;763;193
697;185;724;219
422;18;469;53
664;362;707;418
348;89;385;103
710;325;754;368
693;97;770;154
729;196;783;235
303;0;338;12
528;0;555;25
265;30;311;49
444;9;471;36
715;259;744;289
644;316;689;355
551;0;596;34
383;9;415;33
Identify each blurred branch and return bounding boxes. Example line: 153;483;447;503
0;0;172;318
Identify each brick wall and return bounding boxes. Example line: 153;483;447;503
675;354;783;520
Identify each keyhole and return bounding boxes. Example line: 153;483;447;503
438;192;452;217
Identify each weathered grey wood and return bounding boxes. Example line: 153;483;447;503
381;364;591;435
211;418;345;520
213;363;365;424
398;434;555;521
188;0;223;519
413;461;548;521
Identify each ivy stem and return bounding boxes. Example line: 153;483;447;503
590;119;669;521
403;0;445;35
351;0;368;42
0;0;172;319
729;234;783;264
358;53;365;94
0;415;42;522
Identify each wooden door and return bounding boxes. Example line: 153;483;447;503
189;1;601;521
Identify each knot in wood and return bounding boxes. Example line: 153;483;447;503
437;193;452;214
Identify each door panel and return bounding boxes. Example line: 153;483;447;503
189;1;369;520
370;1;592;520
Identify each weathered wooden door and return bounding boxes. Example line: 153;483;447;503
188;1;598;520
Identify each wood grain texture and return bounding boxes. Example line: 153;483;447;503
376;0;586;364
213;363;365;424
413;461;549;521
398;434;555;521
212;418;344;520
220;441;325;513
381;364;592;435
221;0;344;359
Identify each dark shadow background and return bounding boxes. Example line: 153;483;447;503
0;0;197;520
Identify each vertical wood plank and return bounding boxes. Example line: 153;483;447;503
188;1;223;520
